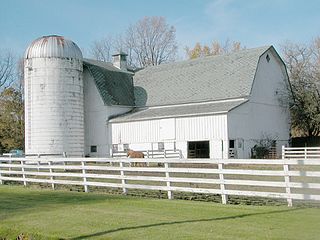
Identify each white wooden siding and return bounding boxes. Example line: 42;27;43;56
112;114;227;143
228;49;290;158
111;114;228;158
160;119;175;140
83;69;132;157
176;114;227;141
112;120;161;143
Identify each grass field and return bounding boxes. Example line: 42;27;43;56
0;185;320;240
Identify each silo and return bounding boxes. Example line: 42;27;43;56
24;35;84;157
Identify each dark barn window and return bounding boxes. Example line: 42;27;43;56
90;145;97;153
187;141;210;158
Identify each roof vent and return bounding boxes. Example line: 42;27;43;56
266;54;270;62
112;51;128;70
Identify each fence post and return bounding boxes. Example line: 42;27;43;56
282;148;292;207
120;160;127;194
0;162;2;185
146;151;150;167
63;152;67;170
304;147;307;160
218;160;227;204
81;160;89;192
48;161;55;190
21;159;27;187
281;145;285;159
9;159;12;172
36;154;41;172
37;160;40;172
164;161;173;199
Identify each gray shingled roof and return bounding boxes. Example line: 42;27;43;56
83;59;135;106
134;46;271;107
109;99;247;123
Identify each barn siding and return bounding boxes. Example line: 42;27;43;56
112;120;161;143
176;115;227;141
228;49;290;159
111;114;228;158
83;69;132;157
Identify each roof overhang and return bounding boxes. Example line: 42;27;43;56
109;98;248;123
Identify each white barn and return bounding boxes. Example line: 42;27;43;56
24;35;291;159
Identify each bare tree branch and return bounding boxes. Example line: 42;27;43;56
90;17;177;69
0;50;15;90
90;36;115;62
123;16;177;67
281;39;320;137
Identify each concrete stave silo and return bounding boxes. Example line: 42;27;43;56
24;35;84;157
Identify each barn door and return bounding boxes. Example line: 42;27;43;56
187;141;210;158
229;140;237;158
160;119;175;140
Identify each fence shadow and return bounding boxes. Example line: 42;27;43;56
68;207;303;240
0;186;126;220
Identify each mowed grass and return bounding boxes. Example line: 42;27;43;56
0;185;320;240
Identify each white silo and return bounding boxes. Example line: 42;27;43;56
24;35;84;157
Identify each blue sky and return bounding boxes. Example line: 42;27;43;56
1;0;320;58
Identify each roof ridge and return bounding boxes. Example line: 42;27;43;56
83;58;133;74
139;45;271;72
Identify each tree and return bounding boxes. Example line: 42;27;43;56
185;40;244;59
0;87;24;153
281;39;320;137
0;50;24;154
124;16;177;67
251;134;278;159
90;16;178;68
90;36;115;62
0;50;15;90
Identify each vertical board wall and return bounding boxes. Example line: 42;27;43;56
111;114;228;158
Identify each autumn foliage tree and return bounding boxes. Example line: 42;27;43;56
185;40;244;59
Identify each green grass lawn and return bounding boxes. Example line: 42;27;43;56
0;185;319;240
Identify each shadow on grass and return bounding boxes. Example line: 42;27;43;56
0;185;125;219
68;208;303;240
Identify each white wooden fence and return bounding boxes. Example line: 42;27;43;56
112;149;182;158
283;146;320;159
0;157;320;207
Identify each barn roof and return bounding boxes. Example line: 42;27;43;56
133;46;271;107
109;99;247;123
83;59;135;106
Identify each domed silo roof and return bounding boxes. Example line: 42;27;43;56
25;35;83;59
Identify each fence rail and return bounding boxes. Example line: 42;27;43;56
283;146;320;159
0;156;320;207
112;149;182;158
